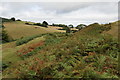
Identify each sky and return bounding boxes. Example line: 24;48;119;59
0;0;119;26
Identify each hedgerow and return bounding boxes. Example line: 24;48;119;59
16;34;45;46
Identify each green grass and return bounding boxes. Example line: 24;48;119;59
2;36;45;71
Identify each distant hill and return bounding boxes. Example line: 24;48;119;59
3;20;65;40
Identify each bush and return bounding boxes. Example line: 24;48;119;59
51;23;67;27
33;23;42;26
42;23;47;27
33;22;48;28
25;22;33;25
16;34;45;46
2;29;13;43
25;22;29;25
16;19;21;21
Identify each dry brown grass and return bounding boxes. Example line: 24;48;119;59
4;21;65;39
103;21;118;38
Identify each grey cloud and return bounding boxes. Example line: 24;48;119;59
0;2;118;26
0;0;119;2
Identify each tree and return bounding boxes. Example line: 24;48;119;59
1;25;13;43
76;24;86;30
43;21;48;25
52;23;55;26
65;26;71;33
42;21;48;27
10;17;15;21
68;24;74;28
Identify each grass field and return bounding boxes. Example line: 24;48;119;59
4;21;65;39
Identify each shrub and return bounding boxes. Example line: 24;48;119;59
33;23;42;26
16;19;21;21
16;34;45;46
2;29;13;43
51;23;67;28
33;22;48;28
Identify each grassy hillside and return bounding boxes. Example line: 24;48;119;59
2;36;45;67
2;21;119;78
102;21;119;38
3;21;65;40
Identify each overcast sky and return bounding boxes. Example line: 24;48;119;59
0;0;119;26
